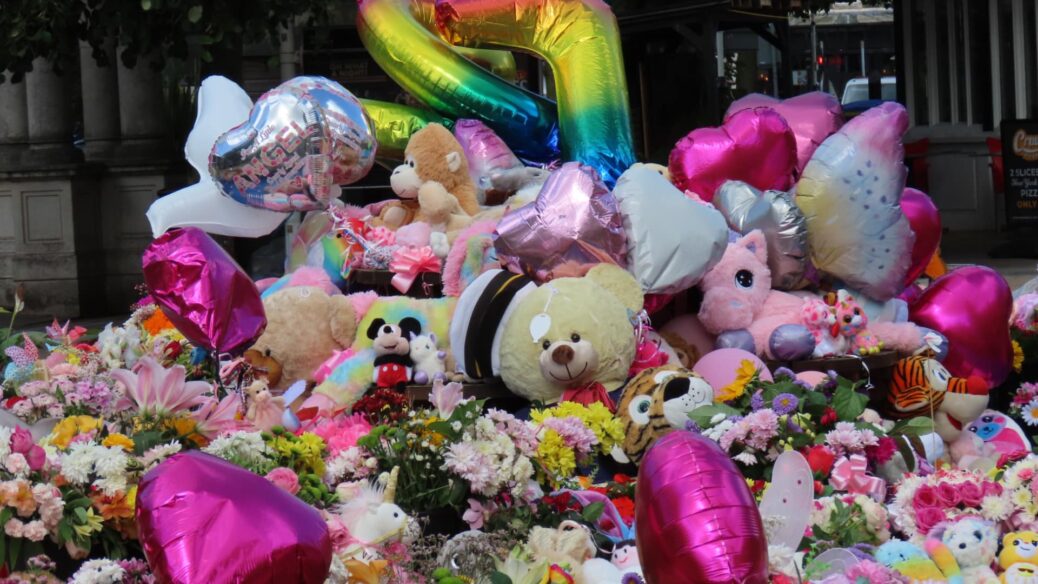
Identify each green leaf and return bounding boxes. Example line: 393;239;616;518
8;536;20;571
187;6;203;23
489;572;513;584
75;506;88;522
581;501;605;523
831;385;868;421
133;430;165;455
200;49;213;63
0;307;8;314
0;533;6;573
892;416;936;437
688;404;740;428
141;0;152;9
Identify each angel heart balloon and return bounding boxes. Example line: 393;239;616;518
636;431;768;584
211;76;377;213
796;102;915;301
714;181;809;290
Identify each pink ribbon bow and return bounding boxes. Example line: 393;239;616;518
830;455;886;501
389;246;442;293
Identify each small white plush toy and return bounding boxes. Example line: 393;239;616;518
410;333;447;385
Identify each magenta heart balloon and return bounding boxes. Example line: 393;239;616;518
636;431;768;584
909;266;1013;388
901;188;942;287
494;161;627;282
137;452;332;584
669;108;796;203
725;92;844;173
143;227;267;354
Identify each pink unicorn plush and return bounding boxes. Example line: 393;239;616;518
698;230;928;360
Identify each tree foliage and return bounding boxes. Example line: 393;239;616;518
0;0;333;83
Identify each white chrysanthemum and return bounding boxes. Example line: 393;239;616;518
982;494;1014;521
142;441;182;469
60;444;99;485
69;559;126;584
733;452;759;466
203;431;272;471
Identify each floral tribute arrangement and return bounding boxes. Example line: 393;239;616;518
3;15;1037;581
0;291;1029;584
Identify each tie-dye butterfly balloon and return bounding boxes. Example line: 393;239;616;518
4;333;38;368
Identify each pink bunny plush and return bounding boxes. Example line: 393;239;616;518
698;230;815;359
698;231;926;360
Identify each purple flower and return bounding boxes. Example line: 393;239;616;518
750;391;764;411
622;575;646;584
785;416;803;434
774;367;796;380
772;393;799;415
685;420;701;433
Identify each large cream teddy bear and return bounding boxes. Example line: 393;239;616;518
450;264;643;403
376;123;479;236
244;283;357;391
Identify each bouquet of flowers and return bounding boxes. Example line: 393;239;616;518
1010;382;1038;426
997;456;1038;529
889;467;1012;541
690;368;893;482
807;494;891;552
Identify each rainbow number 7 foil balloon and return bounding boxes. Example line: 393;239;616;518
359;0;636;185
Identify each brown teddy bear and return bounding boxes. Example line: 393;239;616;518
377;123;479;234
244;286;357;391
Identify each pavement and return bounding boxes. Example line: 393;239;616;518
940;229;1038;292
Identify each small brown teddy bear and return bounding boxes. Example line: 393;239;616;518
243;379;286;431
378;123;479;234
244;286;358;391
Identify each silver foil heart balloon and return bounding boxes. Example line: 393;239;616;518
210;76;376;212
714;180;809;290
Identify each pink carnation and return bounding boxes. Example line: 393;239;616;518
265;467;300;495
311;414;372;456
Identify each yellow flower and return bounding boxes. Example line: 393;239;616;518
164;415;207;447
102;433;135;452
50;416;103;449
1013;340;1024;373
715;360;758;402
66;353;81;366
537;430;576;479
72;507;104;538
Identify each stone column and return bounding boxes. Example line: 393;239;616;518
116;48;168;160
0;75;28;168
23;58;77;163
79;40;121;160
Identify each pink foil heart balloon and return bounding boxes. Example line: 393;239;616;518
725;92;844;173
636;431;768;584
494;161;627;282
137;452;332;584
909;266;1013;388
900;187;942;287
669;108;796;203
142;227;267;354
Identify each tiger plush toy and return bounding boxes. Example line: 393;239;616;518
611;365;714;465
885;354;989;443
